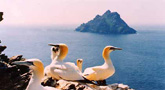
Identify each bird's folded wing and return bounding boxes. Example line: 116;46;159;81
83;68;95;76
65;62;80;71
65;62;76;66
92;67;103;72
52;65;68;70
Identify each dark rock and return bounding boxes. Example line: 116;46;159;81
68;84;76;90
0;64;31;90
0;45;7;54
9;55;25;64
41;77;58;87
0;47;31;90
0;12;3;21
75;10;136;34
0;54;9;63
0;61;10;68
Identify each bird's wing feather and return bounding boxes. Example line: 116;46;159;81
83;67;95;76
50;62;84;80
83;66;103;76
53;64;67;70
92;67;103;72
65;62;80;71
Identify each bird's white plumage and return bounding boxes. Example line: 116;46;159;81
44;46;60;77
83;63;115;80
45;44;85;81
83;46;121;81
49;61;83;80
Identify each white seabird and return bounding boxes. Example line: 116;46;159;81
83;46;122;85
76;59;83;72
44;44;61;77
13;59;58;90
45;44;95;84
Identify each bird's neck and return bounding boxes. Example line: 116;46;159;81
51;52;56;61
103;50;113;64
27;68;44;89
77;63;82;72
52;56;63;63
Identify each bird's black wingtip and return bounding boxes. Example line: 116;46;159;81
76;77;98;85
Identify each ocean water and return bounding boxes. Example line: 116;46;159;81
0;26;165;90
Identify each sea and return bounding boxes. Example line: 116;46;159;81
0;26;165;90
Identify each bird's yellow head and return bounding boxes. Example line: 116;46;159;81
49;43;68;61
50;45;60;60
13;59;44;79
77;59;83;65
102;46;122;59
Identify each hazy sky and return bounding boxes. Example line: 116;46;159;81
0;0;165;26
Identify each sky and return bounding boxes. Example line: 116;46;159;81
0;0;165;27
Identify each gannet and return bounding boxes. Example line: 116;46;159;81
13;59;58;90
76;59;83;72
44;44;61;77
45;44;95;84
83;46;122;85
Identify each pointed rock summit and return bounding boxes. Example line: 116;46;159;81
75;10;136;34
103;10;111;16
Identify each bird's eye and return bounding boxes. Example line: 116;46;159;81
56;48;59;51
52;48;56;51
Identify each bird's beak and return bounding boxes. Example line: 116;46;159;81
48;43;59;47
110;47;122;50
12;61;34;66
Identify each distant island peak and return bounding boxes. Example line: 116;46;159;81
75;10;136;34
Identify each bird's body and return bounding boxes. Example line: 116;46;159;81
13;59;58;90
45;44;86;81
83;46;122;85
48;60;84;80
83;62;115;81
44;45;61;77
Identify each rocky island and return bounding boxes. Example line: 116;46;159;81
75;10;136;34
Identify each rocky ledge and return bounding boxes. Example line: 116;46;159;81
0;44;31;90
75;10;136;34
0;42;134;90
42;78;134;90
